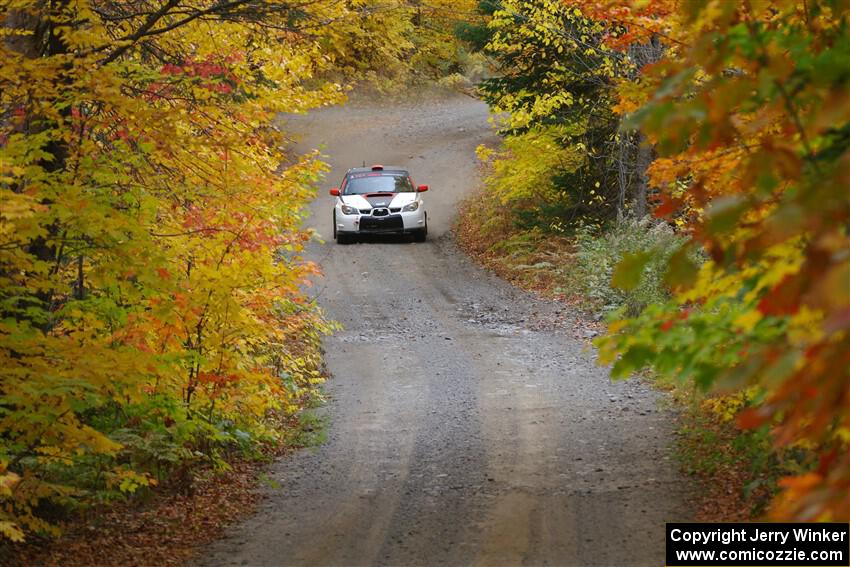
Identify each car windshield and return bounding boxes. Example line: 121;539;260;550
344;173;413;195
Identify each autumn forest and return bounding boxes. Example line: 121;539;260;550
1;0;849;564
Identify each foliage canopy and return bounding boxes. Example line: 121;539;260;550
588;0;850;520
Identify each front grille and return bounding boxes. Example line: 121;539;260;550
390;207;401;213
359;208;371;214
360;214;403;232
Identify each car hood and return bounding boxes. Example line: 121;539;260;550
341;193;417;209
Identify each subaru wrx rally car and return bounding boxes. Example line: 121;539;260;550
330;165;428;244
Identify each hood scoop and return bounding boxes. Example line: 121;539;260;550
364;193;395;208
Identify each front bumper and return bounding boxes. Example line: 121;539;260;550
336;209;426;235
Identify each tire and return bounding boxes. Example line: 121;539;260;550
333;211;355;244
413;215;427;242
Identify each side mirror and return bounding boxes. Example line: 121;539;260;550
329;187;340;196
417;185;429;192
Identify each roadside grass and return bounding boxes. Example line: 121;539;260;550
655;377;787;521
285;408;329;450
674;395;816;521
454;185;795;521
1;390;329;567
454;191;581;302
455;187;684;315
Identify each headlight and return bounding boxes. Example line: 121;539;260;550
402;201;420;212
340;204;359;215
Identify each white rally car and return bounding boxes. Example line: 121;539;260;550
330;165;429;244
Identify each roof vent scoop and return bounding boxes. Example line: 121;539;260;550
371;164;384;171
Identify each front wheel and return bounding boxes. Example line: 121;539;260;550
413;215;427;242
334;212;354;244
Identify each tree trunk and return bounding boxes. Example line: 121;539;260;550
615;133;630;221
626;34;664;221
3;3;73;326
634;130;653;219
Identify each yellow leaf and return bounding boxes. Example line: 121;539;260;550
733;310;762;332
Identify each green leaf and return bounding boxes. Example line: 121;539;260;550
706;195;747;235
611;251;653;291
664;245;699;290
611;345;655;378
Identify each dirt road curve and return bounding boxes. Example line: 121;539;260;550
198;93;692;567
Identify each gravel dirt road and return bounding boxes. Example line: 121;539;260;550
198;93;692;567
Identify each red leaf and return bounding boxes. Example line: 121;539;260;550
653;195;683;218
737;407;766;429
757;275;801;316
817;449;838;475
